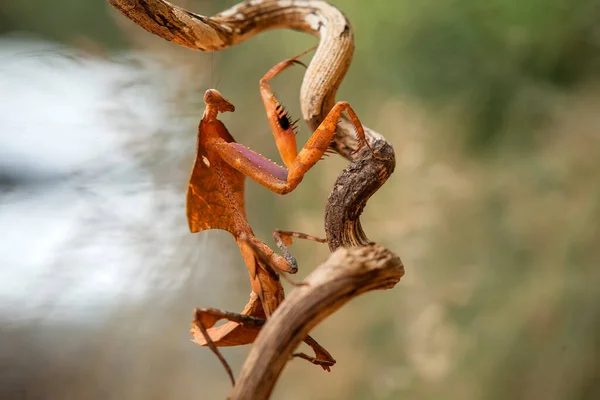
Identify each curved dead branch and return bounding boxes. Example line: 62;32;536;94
231;244;403;399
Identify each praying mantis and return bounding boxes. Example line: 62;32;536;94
186;50;373;383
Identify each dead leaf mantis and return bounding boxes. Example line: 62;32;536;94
186;50;374;383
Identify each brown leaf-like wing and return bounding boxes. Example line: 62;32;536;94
186;120;246;234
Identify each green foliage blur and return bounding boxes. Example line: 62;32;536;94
3;0;600;399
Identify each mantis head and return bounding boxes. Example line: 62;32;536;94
204;89;235;113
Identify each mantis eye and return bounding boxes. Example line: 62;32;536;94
204;89;220;104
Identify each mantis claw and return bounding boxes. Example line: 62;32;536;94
289;59;308;69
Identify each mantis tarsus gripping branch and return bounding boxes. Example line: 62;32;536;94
107;0;403;397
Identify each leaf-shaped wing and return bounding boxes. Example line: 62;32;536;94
186;121;246;234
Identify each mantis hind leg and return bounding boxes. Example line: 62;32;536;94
193;307;335;375
193;307;265;386
296;335;336;372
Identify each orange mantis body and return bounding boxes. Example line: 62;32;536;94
186;52;372;377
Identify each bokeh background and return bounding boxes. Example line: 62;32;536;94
2;0;600;399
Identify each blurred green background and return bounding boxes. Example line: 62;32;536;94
2;0;600;399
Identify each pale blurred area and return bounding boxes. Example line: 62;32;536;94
1;0;600;399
